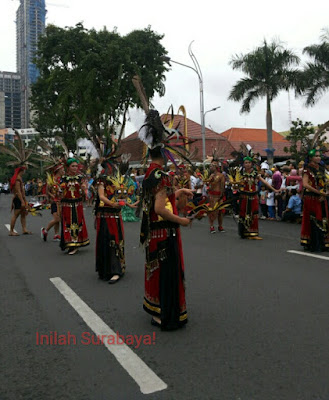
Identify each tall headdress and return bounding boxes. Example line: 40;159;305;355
119;153;131;176
74;115;120;176
205;148;220;164
304;121;329;165
38;139;65;173
132;75;194;167
0;130;38;168
230;143;260;167
0;130;38;191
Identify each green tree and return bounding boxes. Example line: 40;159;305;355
228;39;300;166
284;119;328;165
284;119;314;165
0;151;13;182
31;23;168;149
300;28;329;106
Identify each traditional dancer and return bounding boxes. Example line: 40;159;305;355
60;158;90;255
95;151;136;283
41;162;65;241
207;158;225;233
0;131;37;236
9;166;31;236
301;148;329;251
230;146;278;240
138;109;193;330
119;154;140;222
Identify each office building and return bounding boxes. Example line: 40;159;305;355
16;0;46;128
0;71;21;129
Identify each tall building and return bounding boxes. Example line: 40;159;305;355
0;71;21;129
16;0;46;128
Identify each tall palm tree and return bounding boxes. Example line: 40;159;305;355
228;40;300;165
301;28;329;106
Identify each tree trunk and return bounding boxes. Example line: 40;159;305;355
266;94;274;167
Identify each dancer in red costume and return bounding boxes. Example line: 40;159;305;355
301;149;329;251
60;158;89;255
229;146;278;240
139;109;193;330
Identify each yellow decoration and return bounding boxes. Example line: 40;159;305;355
157;198;173;221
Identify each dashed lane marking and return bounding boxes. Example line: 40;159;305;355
5;224;17;233
50;277;167;395
287;250;329;261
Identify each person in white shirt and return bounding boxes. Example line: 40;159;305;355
266;190;275;220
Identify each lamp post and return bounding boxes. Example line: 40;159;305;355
204;106;221;127
162;41;208;162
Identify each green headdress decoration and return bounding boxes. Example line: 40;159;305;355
67;158;80;166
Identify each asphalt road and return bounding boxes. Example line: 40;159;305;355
1;193;329;400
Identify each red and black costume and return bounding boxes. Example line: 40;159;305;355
140;163;187;330
60;175;89;250
301;164;329;251
95;176;125;280
238;169;259;238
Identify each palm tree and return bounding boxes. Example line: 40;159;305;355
228;40;300;165
301;28;329;106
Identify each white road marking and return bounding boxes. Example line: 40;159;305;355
50;277;167;395
287;250;329;261
5;224;17;233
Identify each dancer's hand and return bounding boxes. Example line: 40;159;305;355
180;217;192;227
175;188;193;199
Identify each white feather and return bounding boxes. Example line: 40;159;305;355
138;126;153;147
77;138;99;159
121;153;131;163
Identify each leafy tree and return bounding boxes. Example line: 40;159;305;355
299;28;329;106
284;119;327;165
31;23;168;149
0;151;13;182
228;39;300;165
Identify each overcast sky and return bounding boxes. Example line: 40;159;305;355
1;0;329;136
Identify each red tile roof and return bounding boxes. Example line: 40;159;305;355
220;127;290;157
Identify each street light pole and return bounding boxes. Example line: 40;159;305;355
204;106;221;127
162;41;206;162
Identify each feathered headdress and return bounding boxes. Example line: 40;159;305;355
303;120;329;165
132;75;194;167
74;115;121;176
0;130;39;192
0;130;38;168
230;143;260;167
38;139;65;173
205;148;220;164
119;153;131;176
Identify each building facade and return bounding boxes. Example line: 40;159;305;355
16;0;46;128
0;72;21;129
